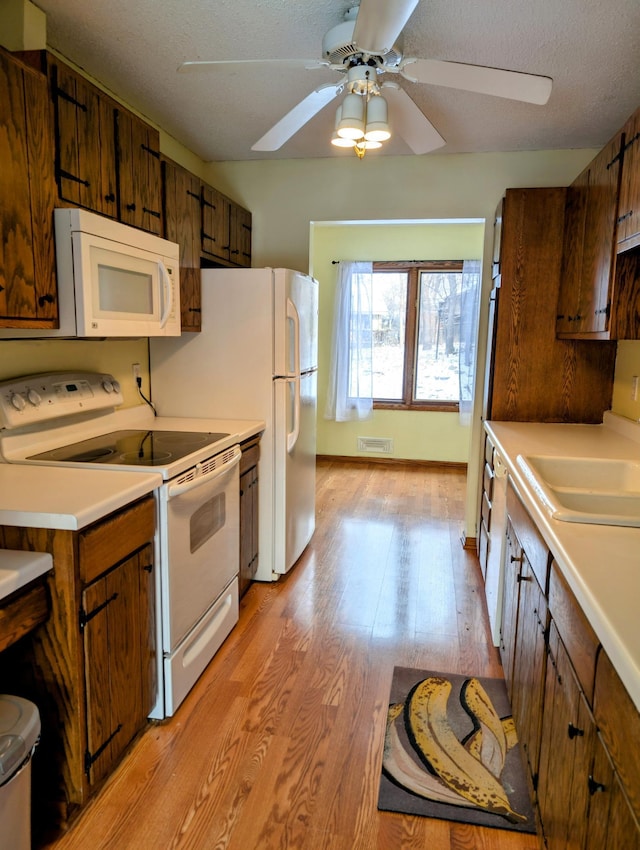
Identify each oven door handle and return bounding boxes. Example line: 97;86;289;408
166;446;241;499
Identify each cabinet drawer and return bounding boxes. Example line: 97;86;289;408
481;490;491;533
484;434;494;467
240;442;260;474
593;649;640;822
548;560;599;704
506;481;550;592
79;496;155;585
483;461;494;502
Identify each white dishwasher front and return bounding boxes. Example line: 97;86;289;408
485;450;508;647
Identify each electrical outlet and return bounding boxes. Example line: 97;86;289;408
132;363;141;385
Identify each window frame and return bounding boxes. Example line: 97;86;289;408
371;260;463;412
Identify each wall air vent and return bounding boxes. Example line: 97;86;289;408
357;437;393;454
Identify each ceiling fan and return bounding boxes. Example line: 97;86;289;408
178;0;552;155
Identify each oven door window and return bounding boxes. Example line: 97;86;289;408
191;493;225;553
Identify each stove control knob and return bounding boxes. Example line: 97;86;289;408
111;379;121;394
102;379;114;393
27;389;42;407
10;392;26;411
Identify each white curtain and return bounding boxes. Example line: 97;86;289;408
324;261;374;422
458;259;482;426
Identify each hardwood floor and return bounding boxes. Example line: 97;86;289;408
42;460;539;850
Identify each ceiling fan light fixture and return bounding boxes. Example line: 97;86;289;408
346;64;379;96
364;94;391;141
336;93;365;139
332;132;357;148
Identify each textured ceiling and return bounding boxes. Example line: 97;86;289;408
33;0;640;162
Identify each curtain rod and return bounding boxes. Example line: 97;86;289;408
331;260;458;264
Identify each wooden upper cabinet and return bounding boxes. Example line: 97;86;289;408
116;109;162;235
162;158;201;331
18;52;162;237
50;59;118;218
201;183;230;262
617;106;640;251
0;47;57;329
229;203;252;267
201;183;252;267
557;133;623;338
556;164;589;336
489;187;616;423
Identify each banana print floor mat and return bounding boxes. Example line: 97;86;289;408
378;667;536;833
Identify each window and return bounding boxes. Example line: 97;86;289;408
371;261;465;411
324;258;481;423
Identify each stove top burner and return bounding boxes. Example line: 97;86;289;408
28;429;230;468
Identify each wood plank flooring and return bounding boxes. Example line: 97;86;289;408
42;459;539;850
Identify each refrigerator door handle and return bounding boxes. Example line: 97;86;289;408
287;374;301;453
286;297;300;377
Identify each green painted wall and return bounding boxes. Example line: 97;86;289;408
207;149;600;538
612;341;640;421
0;339;149;409
311;221;484;462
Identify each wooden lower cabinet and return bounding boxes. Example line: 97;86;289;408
499;517;521;701
537;620;597;850
498;487;640;850
239;436;260;597
0;495;156;840
585;731;640;850
82;543;155;787
509;555;547;786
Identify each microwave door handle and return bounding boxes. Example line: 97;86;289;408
158;261;173;329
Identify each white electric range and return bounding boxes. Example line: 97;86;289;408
0;371;246;718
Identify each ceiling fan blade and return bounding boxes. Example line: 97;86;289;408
382;82;445;154
400;58;552;105
353;0;420;55
251;83;340;151
178;59;327;73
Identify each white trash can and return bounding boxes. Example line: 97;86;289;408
0;695;41;850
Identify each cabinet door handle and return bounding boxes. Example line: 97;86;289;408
126;202;136;212
568;722;584;739
142;563;153;573
510;553;524;565
517;573;532;583
588;775;606;795
38;294;55;306
104;192;116;203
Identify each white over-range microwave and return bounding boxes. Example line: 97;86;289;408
1;208;181;339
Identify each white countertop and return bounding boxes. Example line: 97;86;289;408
0;464;162;530
485;413;640;712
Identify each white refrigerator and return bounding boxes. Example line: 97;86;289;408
149;267;318;582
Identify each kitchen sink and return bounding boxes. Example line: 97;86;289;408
516;454;640;527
